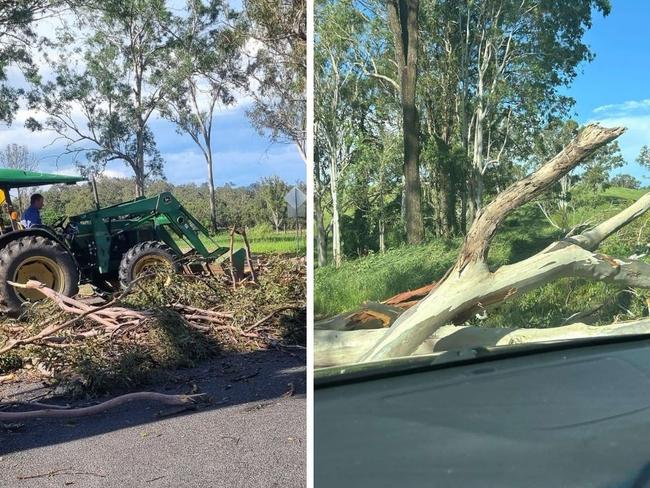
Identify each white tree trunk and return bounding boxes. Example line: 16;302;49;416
316;318;650;368
330;155;342;268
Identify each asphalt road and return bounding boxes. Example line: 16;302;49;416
0;349;306;487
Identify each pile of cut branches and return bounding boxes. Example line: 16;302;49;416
0;255;305;394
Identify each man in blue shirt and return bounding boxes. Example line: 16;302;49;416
21;193;44;228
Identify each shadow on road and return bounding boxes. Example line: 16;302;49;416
0;348;306;456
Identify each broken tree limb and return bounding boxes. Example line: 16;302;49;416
456;124;626;272
314;302;404;331
571;191;650;251
382;284;436;307
0;289;123;355
0;392;208;421
315;318;650;368
339;124;650;363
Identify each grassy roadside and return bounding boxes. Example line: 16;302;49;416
176;225;306;255
315;187;650;326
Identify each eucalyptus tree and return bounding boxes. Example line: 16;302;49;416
258;175;289;231
637;146;650;173
313;124;330;266
27;0;173;197
0;1;68;123
161;0;247;232
342;0;425;244
386;0;424;244
453;0;611;222
316;0;365;267
244;0;306;160
610;174;640;190
580;141;624;190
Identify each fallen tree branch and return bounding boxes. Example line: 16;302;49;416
316;317;650;367
456;124;626;272
317;124;650;364
244;304;305;333
0;292;121;355
0;392;208;421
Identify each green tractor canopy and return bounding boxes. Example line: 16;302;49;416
0;168;86;189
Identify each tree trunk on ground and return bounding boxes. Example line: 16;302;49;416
388;0;423;245
315;318;650;368
317;125;637;365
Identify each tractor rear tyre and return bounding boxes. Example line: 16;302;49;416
0;235;79;314
119;241;180;289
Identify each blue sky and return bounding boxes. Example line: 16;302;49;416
14;104;306;187
566;1;650;179
2;1;646;187
2;105;305;187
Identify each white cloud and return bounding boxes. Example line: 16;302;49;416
593;99;650;116
588;112;650;177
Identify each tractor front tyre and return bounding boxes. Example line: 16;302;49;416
0;235;79;314
118;241;180;289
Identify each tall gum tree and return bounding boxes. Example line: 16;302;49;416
387;0;423;244
161;0;247;233
28;0;172;197
457;0;611;222
244;0;306;161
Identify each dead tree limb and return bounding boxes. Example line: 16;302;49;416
324;124;637;364
0;278;150;354
315;317;650;367
0;290;121;355
236;227;258;283
0;392;208;421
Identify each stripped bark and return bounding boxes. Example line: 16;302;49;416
315;318;650;367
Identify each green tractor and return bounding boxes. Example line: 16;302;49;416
0;168;245;314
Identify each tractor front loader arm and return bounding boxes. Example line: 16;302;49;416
73;192;245;276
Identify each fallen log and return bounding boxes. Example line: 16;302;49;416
357;124;639;362
314;302;404;331
315;318;650;368
316;124;650;365
0;392;208;421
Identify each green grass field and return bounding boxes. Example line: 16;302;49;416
177;225;306;255
315;187;650;325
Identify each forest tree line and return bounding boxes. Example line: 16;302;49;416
34;174;305;232
315;0;649;268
